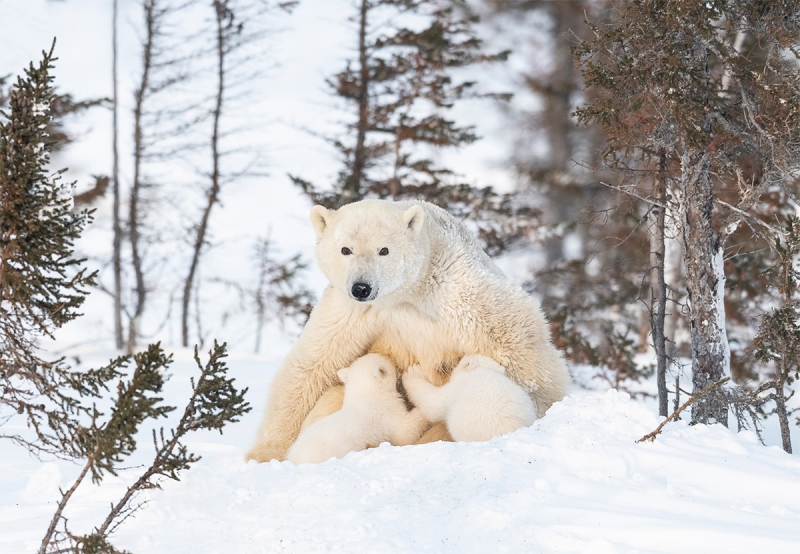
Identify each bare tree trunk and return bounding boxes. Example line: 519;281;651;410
112;0;124;350
543;3;576;265
720;28;747;95
346;0;369;201
776;358;793;453
681;148;729;425
650;151;668;417
127;0;156;353
664;212;683;357
253;237;269;354
181;0;227;347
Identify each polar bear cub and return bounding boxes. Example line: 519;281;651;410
287;354;428;464
403;354;537;442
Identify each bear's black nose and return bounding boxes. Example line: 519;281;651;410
351;282;372;300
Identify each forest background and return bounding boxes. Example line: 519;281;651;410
2;0;800;551
3;0;800;466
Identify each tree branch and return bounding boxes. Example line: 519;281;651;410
637;377;731;443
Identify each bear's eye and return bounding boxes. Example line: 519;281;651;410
341;247;352;256
379;247;389;256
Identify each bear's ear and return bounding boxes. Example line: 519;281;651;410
310;205;332;239
401;205;424;234
337;367;350;383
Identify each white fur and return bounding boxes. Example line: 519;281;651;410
286;354;427;464
247;199;569;462
403;354;537;442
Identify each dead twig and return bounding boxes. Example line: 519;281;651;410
637;377;731;443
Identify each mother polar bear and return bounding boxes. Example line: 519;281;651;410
247;199;570;462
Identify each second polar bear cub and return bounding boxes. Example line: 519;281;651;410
403;354;537;442
287;353;427;464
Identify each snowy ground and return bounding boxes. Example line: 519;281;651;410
2;346;800;553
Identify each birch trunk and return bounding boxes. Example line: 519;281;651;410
650;153;668;417
127;0;156;353
112;0;124;350
346;0;369;201
181;0;226;347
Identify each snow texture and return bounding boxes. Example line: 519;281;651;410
2;358;799;553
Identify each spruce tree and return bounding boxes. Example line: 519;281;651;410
3;42;251;554
751;217;800;454
291;0;536;255
485;1;641;384
0;42;98;454
574;0;800;424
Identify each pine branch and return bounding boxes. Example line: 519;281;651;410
38;345;172;553
93;341;249;540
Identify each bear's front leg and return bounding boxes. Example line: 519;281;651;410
246;362;331;463
246;288;378;462
300;385;345;432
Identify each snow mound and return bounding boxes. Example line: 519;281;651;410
105;390;800;553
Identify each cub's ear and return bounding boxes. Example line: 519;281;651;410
373;365;388;379
401;205;424;234
337;367;350;383
310;205;332;239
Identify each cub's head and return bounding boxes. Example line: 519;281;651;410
337;353;397;388
453;354;507;376
310;200;427;303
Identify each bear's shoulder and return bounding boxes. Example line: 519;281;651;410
410;201;504;280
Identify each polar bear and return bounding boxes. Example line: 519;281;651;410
286;354;428;464
247;199;569;462
403;354;537;442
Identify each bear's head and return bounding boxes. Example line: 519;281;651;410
310;200;427;303
337;353;397;391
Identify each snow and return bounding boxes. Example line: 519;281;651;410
125;391;799;554
2;350;800;553
31;102;50;118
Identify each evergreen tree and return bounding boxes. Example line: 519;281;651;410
0;42;98;455
292;0;537;255
2;47;249;552
751;217;800;454
486;0;611;264
574;0;800;424
482;1;658;395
